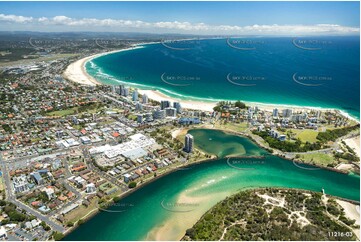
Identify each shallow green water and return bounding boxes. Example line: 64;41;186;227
65;129;359;241
187;129;267;158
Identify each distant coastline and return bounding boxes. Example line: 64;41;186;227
63;42;360;122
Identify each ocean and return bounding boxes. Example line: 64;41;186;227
86;36;360;119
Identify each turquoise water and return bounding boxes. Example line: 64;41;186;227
188;128;267;158
86;37;360;119
65;129;360;241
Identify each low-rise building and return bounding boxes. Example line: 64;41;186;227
13;174;30;193
30;172;44;185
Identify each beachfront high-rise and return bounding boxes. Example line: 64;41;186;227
153;109;166;120
119;85;125;96
160;100;171;110
142;94;148;104
135;102;143;111
119;85;130;97
273;108;278;117
282;109;293;118
183;134;194;153
173;102;182;114
165;107;177;117
132;90;138;101
123;87;130;97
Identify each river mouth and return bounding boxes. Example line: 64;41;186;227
64;129;360;241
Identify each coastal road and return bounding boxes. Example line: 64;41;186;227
284;147;334;156
4;140;108;169
0;152;15;200
101;94;127;107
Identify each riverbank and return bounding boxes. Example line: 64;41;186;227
62;154;217;238
178;125;357;175
221;128;356;174
344;136;361;158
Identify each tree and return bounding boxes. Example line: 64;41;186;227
67;221;74;227
234;100;246;109
53;232;65;241
41;221;51;231
186;228;195;239
128;181;137;189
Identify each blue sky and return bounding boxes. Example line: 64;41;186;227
0;1;359;35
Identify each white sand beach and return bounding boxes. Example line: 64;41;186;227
138;89;216;112
63;46;143;86
344;136;360;158
138;89;341;114
144;191;229;241
336;199;360;240
63;53;100;86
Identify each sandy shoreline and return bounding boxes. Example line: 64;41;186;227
138;89;350;114
63;46;144;86
336;199;360;240
62;44;360;121
344;136;361;158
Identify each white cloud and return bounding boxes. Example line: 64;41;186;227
0;13;359;35
0;13;33;23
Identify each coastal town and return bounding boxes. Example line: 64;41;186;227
0;32;359;241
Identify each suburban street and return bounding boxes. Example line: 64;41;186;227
0;153;65;233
